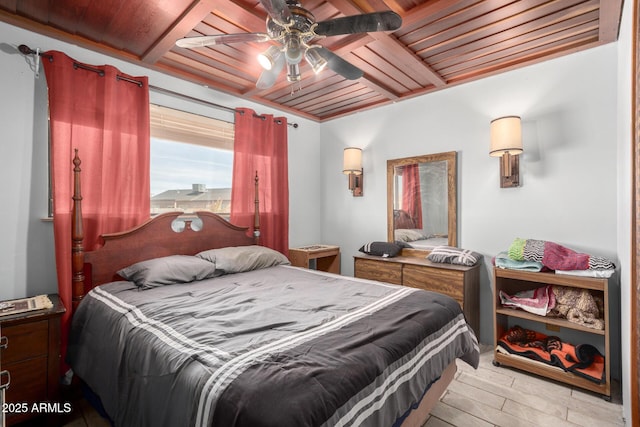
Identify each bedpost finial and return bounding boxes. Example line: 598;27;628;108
73;148;81;171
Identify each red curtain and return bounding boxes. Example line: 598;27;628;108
43;51;150;369
231;108;289;255
402;164;423;229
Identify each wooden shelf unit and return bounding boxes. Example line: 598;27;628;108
492;268;610;398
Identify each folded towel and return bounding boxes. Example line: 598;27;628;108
495;251;543;271
555;269;614;278
499;285;555;316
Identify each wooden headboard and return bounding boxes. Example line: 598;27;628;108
70;150;260;311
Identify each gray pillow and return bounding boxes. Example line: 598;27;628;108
196;245;290;275
359;241;402;257
427;246;482;266
394;228;429;242
118;255;219;289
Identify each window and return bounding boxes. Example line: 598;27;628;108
150;104;234;218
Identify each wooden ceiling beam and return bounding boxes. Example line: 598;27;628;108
324;0;446;87
203;0;267;32
142;0;220;64
397;0;482;35
598;0;623;43
370;32;445;86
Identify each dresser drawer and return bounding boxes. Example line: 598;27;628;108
403;265;464;300
1;320;48;364
354;258;402;284
354;255;479;337
4;357;48;404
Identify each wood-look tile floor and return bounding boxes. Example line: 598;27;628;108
61;347;624;427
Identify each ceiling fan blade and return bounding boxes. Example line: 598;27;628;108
176;33;270;48
314;11;402;37
256;53;286;89
259;0;293;26
315;47;363;80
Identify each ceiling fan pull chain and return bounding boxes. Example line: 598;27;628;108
290;81;302;96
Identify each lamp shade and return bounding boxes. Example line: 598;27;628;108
343;147;362;175
490;116;523;157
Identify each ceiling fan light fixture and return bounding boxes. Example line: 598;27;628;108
257;45;282;70
287;63;301;82
284;33;303;64
257;53;286;89
305;46;327;74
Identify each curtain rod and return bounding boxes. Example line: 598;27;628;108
149;85;298;128
18;44;299;128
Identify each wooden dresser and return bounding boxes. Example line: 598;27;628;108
354;255;480;335
0;294;65;425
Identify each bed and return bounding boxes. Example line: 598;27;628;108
66;155;479;427
392;210;448;251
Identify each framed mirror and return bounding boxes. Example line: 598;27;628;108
387;151;457;251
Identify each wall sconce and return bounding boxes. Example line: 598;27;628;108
343;147;363;197
490;116;523;188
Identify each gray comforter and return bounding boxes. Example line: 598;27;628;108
68;266;479;427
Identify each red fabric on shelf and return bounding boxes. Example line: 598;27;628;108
498;326;605;384
542;241;590;270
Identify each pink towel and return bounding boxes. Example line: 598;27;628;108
542;241;589;271
499;285;556;316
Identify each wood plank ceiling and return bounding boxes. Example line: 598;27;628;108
0;0;624;122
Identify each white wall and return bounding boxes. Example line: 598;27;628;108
0;21;322;301
320;44;621;375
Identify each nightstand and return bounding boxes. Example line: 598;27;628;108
289;245;341;274
0;294;66;425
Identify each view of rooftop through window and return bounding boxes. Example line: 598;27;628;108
150;105;234;217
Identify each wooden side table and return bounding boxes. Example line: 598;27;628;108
0;294;66;426
289;245;341;274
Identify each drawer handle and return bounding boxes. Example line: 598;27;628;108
0;370;10;390
0;336;7;350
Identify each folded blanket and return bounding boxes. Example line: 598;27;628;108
498;326;605;384
508;238;615;271
494;251;543;271
499;285;555;316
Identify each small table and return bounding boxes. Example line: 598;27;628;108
289;245;340;274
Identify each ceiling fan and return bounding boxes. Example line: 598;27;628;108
175;0;402;89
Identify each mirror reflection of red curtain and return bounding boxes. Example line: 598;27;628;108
231;108;289;255
43;51;150;370
402;164;423;229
